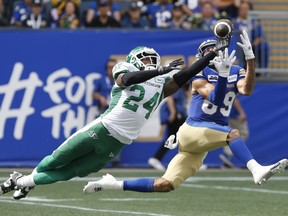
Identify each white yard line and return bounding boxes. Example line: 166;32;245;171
100;198;167;201
67;176;288;182
0;199;172;216
183;183;288;195
0;196;80;202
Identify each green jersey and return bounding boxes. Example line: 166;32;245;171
101;62;169;144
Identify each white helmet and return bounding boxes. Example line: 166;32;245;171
126;46;161;70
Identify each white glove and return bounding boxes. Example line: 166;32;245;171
237;30;255;60
210;48;236;78
164;134;178;150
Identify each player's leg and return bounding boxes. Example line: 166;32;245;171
83;122;213;193
27;121;124;185
83;142;207;193
0;129;95;196
227;129;288;185
15;130;96;188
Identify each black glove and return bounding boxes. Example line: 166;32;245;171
158;58;185;75
214;37;230;53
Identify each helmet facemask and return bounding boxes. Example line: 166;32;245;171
126;47;160;70
196;40;217;69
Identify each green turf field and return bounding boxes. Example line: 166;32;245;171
0;168;287;216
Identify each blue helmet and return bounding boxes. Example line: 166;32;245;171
196;39;217;60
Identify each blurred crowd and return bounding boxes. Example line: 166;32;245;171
1;0;269;69
0;0;256;30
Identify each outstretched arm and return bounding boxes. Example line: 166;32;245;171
164;38;230;98
116;59;184;87
237;30;256;95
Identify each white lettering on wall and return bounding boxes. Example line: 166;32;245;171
0;63;43;139
0;62;103;140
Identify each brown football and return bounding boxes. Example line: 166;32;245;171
213;19;234;38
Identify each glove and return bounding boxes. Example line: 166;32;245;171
214;37;230;53
158;58;184;75
164;134;178;150
210;48;236;77
237;30;255;60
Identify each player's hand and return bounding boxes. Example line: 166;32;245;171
164;134;178;150
158;58;184;75
237;30;255;60
210;48;236;77
214;37;230;53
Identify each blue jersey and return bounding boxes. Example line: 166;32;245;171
146;2;173;28
188;65;246;126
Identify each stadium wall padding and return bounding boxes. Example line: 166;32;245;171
0;29;287;168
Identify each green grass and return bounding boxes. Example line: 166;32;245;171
0;168;287;216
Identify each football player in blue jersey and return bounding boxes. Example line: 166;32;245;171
83;30;288;194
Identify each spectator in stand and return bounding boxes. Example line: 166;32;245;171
197;1;217;30
22;0;48;29
59;0;80;29
167;2;190;30
85;0;120;26
10;0;33;26
121;1;150;29
214;0;240;19
50;0;80;28
182;0;218;16
146;0;173;28
233;0;269;73
92;58;117;115
0;0;8;26
85;0;120;28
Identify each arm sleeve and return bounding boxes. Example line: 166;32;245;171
208;76;227;106
121;69;159;87
172;51;217;88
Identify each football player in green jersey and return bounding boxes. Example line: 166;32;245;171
0;40;229;200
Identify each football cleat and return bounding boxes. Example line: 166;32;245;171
0;171;22;194
148;158;166;171
83;173;120;194
13;186;35;200
253;159;288;186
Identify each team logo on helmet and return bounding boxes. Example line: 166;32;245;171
126;46;160;70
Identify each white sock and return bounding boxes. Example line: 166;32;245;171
246;159;262;175
31;168;38;175
16;174;36;187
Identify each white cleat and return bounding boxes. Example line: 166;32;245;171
148;158;166;171
0;171;22;195
13;186;35;200
253;159;288;186
83;173;120;194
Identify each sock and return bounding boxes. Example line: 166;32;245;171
123;178;155;192
32;168;38;175
247;159;261;174
229;137;253;165
16;174;36;187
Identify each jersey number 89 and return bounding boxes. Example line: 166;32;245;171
202;91;236;117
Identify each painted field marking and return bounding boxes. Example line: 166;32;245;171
183;183;288;195
0;199;172;216
1;176;288;182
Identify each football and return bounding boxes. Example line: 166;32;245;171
213;19;234;39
